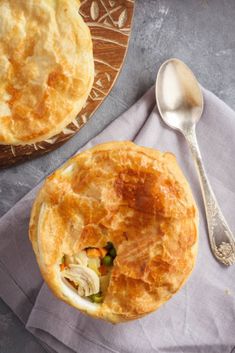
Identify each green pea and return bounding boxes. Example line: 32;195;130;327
102;255;113;266
109;247;116;259
93;295;103;304
90;293;103;304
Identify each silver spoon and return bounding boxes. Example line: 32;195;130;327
156;58;235;266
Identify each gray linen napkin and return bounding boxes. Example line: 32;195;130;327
0;86;235;353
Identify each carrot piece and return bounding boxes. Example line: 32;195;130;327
60;263;67;271
86;248;101;258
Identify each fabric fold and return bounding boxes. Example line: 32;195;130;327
0;86;235;353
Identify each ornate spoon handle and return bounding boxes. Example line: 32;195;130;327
184;127;235;266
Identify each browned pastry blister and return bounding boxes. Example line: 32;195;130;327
29;141;198;323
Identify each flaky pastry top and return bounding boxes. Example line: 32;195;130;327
29;142;198;322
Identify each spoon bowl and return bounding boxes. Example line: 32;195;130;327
156;58;203;133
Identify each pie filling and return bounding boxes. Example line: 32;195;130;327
60;242;116;304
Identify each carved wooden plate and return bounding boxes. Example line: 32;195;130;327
0;0;134;168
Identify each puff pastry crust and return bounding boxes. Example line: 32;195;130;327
0;0;94;145
29;142;198;323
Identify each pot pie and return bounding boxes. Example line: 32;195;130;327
0;0;94;145
29;142;198;323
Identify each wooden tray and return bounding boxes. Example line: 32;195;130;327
0;0;135;169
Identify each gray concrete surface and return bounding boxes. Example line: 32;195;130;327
1;0;235;352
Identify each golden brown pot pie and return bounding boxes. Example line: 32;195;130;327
0;0;94;145
29;141;198;323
